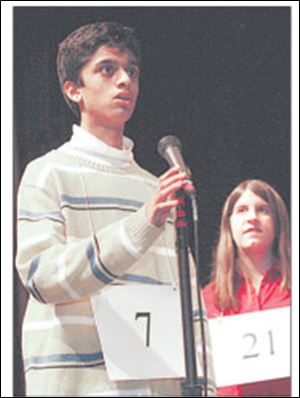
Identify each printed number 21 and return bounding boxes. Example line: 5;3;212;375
135;312;151;347
243;330;275;359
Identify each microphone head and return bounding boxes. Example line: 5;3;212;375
157;135;182;157
157;135;196;197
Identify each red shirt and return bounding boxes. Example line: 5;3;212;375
203;266;291;396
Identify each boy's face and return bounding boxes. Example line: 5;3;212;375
68;45;140;127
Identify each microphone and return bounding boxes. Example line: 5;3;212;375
157;135;196;197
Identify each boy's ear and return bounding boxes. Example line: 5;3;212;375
63;80;82;104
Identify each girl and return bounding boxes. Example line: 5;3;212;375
203;179;291;396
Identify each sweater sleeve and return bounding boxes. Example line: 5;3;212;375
16;166;164;305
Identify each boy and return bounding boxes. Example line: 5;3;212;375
16;21;215;396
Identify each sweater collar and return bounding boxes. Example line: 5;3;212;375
68;124;134;167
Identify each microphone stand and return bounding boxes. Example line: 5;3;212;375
175;189;203;396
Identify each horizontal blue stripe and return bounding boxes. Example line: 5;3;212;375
24;351;104;367
60;195;143;209
121;274;164;285
87;243;112;284
18;209;64;221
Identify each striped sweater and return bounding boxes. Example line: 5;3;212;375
16;142;216;396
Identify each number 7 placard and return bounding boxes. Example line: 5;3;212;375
91;285;187;380
208;306;290;387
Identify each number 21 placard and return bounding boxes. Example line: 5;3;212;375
208;306;290;387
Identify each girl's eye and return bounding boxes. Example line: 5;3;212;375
258;206;270;214
236;207;246;213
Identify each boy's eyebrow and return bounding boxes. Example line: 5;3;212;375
128;59;140;67
94;58;139;69
94;59;116;68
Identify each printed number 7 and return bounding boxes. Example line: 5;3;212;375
135;312;151;347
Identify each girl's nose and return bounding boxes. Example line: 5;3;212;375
246;207;257;220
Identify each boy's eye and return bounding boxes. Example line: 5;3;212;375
127;67;139;79
100;65;115;76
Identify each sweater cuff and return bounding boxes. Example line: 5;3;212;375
123;205;164;257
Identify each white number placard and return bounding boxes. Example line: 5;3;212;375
208;306;290;387
91;285;186;381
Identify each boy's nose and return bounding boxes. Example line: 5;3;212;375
116;68;131;86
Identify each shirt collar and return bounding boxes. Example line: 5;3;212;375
237;264;282;282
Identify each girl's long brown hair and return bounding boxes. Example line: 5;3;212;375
212;180;290;311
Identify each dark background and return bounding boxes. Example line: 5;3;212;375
13;6;290;396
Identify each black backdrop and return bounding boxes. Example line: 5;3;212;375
13;6;290;396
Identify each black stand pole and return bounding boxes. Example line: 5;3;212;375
175;189;203;396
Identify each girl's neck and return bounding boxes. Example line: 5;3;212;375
237;250;273;293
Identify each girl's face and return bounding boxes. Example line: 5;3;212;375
230;189;275;256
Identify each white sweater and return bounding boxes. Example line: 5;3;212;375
16;129;216;396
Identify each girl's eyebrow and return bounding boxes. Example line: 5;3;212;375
232;204;247;211
234;202;270;210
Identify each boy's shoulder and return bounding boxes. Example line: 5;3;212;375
28;147;63;165
20;146;72;185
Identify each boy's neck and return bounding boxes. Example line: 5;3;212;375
80;118;125;149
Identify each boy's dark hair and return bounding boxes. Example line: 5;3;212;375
56;21;141;117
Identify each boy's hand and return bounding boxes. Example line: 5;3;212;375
146;166;187;228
